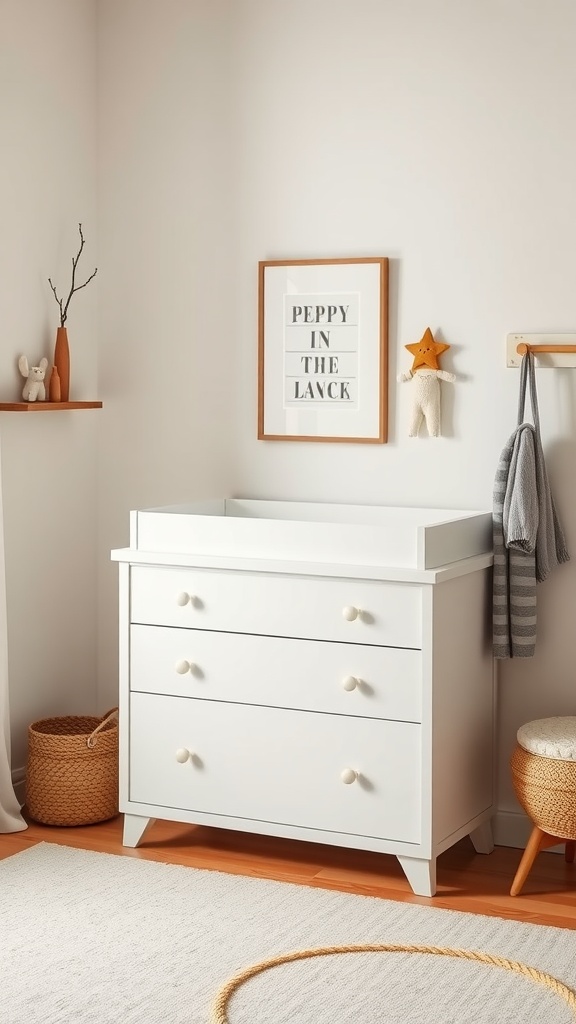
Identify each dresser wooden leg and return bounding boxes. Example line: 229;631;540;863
123;813;156;848
397;855;436;896
469;819;494;855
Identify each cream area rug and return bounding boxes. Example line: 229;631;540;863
1;843;575;1024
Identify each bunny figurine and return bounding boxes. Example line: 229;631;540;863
18;355;49;402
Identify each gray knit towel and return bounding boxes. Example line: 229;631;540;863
503;423;569;582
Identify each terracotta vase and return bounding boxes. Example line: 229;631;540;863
48;365;61;403
54;327;70;402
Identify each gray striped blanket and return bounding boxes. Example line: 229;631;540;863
492;423;569;659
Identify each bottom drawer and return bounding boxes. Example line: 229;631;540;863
129;693;422;844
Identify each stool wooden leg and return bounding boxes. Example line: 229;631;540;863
510;825;548;896
565;840;575;864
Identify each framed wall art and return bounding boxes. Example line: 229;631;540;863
257;256;389;443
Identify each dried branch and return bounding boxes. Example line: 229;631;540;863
48;223;98;327
48;278;64;324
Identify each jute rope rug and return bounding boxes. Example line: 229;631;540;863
212;944;576;1023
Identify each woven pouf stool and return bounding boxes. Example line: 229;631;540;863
510;716;576;896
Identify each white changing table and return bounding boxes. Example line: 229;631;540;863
111;499;495;896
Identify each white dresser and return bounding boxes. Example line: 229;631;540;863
111;499;495;897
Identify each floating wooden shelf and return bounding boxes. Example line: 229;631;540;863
0;401;103;412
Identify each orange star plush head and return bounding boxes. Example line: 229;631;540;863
405;328;449;372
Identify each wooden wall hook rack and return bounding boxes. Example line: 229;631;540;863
507;334;576;368
516;343;576;355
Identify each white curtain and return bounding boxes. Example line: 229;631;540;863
0;444;26;833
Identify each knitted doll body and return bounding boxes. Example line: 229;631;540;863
400;368;456;437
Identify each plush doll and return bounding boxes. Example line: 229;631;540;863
397;328;456;437
18;355;48;402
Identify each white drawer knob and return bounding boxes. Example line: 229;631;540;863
341;768;358;785
342;675;359;692
175;660;191;675
176;592;190;606
175;748;191;763
342;606;359;622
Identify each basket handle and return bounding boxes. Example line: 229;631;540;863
87;707;119;749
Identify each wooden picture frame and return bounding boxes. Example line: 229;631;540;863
258;257;389;443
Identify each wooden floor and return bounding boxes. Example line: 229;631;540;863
1;814;575;929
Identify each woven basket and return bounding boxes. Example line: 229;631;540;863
510;743;576;840
26;708;119;827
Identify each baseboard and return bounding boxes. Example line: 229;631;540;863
11;766;25;807
493;808;564;854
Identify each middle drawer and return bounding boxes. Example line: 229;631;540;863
130;625;422;723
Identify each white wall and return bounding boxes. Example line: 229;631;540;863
96;0;576;831
7;0;576;838
0;0;99;770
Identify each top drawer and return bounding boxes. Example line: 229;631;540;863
130;566;422;648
